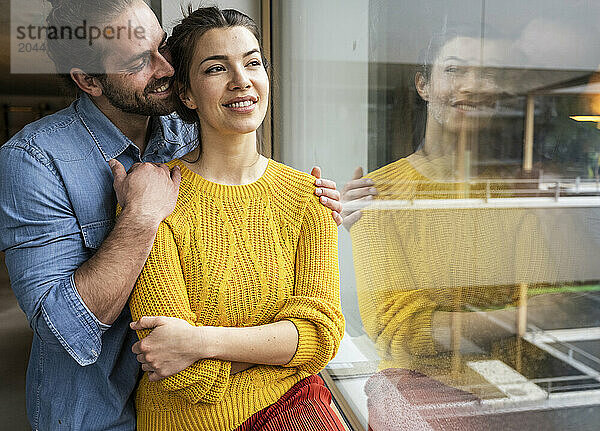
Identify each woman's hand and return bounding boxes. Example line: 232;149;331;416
131;316;206;382
131;317;256;381
310;166;343;226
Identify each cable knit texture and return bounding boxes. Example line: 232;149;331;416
351;157;553;395
128;158;344;431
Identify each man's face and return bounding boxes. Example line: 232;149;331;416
97;0;176;116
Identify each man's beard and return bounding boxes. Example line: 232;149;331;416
99;75;176;117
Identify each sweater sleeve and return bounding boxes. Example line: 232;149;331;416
351;195;538;361
350;205;440;359
129;221;231;404
273;195;345;374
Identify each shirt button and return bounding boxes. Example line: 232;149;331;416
91;349;98;356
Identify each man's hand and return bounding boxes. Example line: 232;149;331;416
131;316;203;382
109;159;181;229
310;166;342;226
340;167;378;231
72;162;182;325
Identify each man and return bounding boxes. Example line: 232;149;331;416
0;1;341;429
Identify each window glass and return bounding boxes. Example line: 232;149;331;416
275;1;600;429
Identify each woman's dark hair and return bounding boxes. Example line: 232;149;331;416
46;0;137;91
168;5;268;124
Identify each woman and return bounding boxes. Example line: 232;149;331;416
127;6;345;431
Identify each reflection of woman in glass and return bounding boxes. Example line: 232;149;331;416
341;31;508;227
345;30;587;427
351;30;526;366
127;7;345;430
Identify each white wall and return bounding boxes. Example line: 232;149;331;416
276;0;369;183
161;0;260;35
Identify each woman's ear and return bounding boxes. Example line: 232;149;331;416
179;88;197;110
415;72;429;102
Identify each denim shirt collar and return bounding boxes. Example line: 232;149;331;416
74;93;184;161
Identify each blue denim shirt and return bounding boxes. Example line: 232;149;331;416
0;94;197;431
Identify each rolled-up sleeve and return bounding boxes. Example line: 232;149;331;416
273;195;345;374
0;143;107;366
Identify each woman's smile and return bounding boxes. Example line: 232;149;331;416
450;99;496;116
222;95;259;113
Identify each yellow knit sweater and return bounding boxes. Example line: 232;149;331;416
351;157;555;396
129;159;344;431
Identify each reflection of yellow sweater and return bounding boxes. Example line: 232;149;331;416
351;158;550;391
129;159;344;431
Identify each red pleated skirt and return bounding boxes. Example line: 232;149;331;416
235;375;346;431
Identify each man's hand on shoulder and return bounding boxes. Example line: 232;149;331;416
72;161;182;325
310;166;342;226
109;159;181;229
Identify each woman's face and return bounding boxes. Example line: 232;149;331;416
182;26;269;137
418;36;504;133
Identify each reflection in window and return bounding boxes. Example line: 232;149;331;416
276;1;600;429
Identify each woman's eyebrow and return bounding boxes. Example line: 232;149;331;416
243;49;260;57
199;49;261;65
